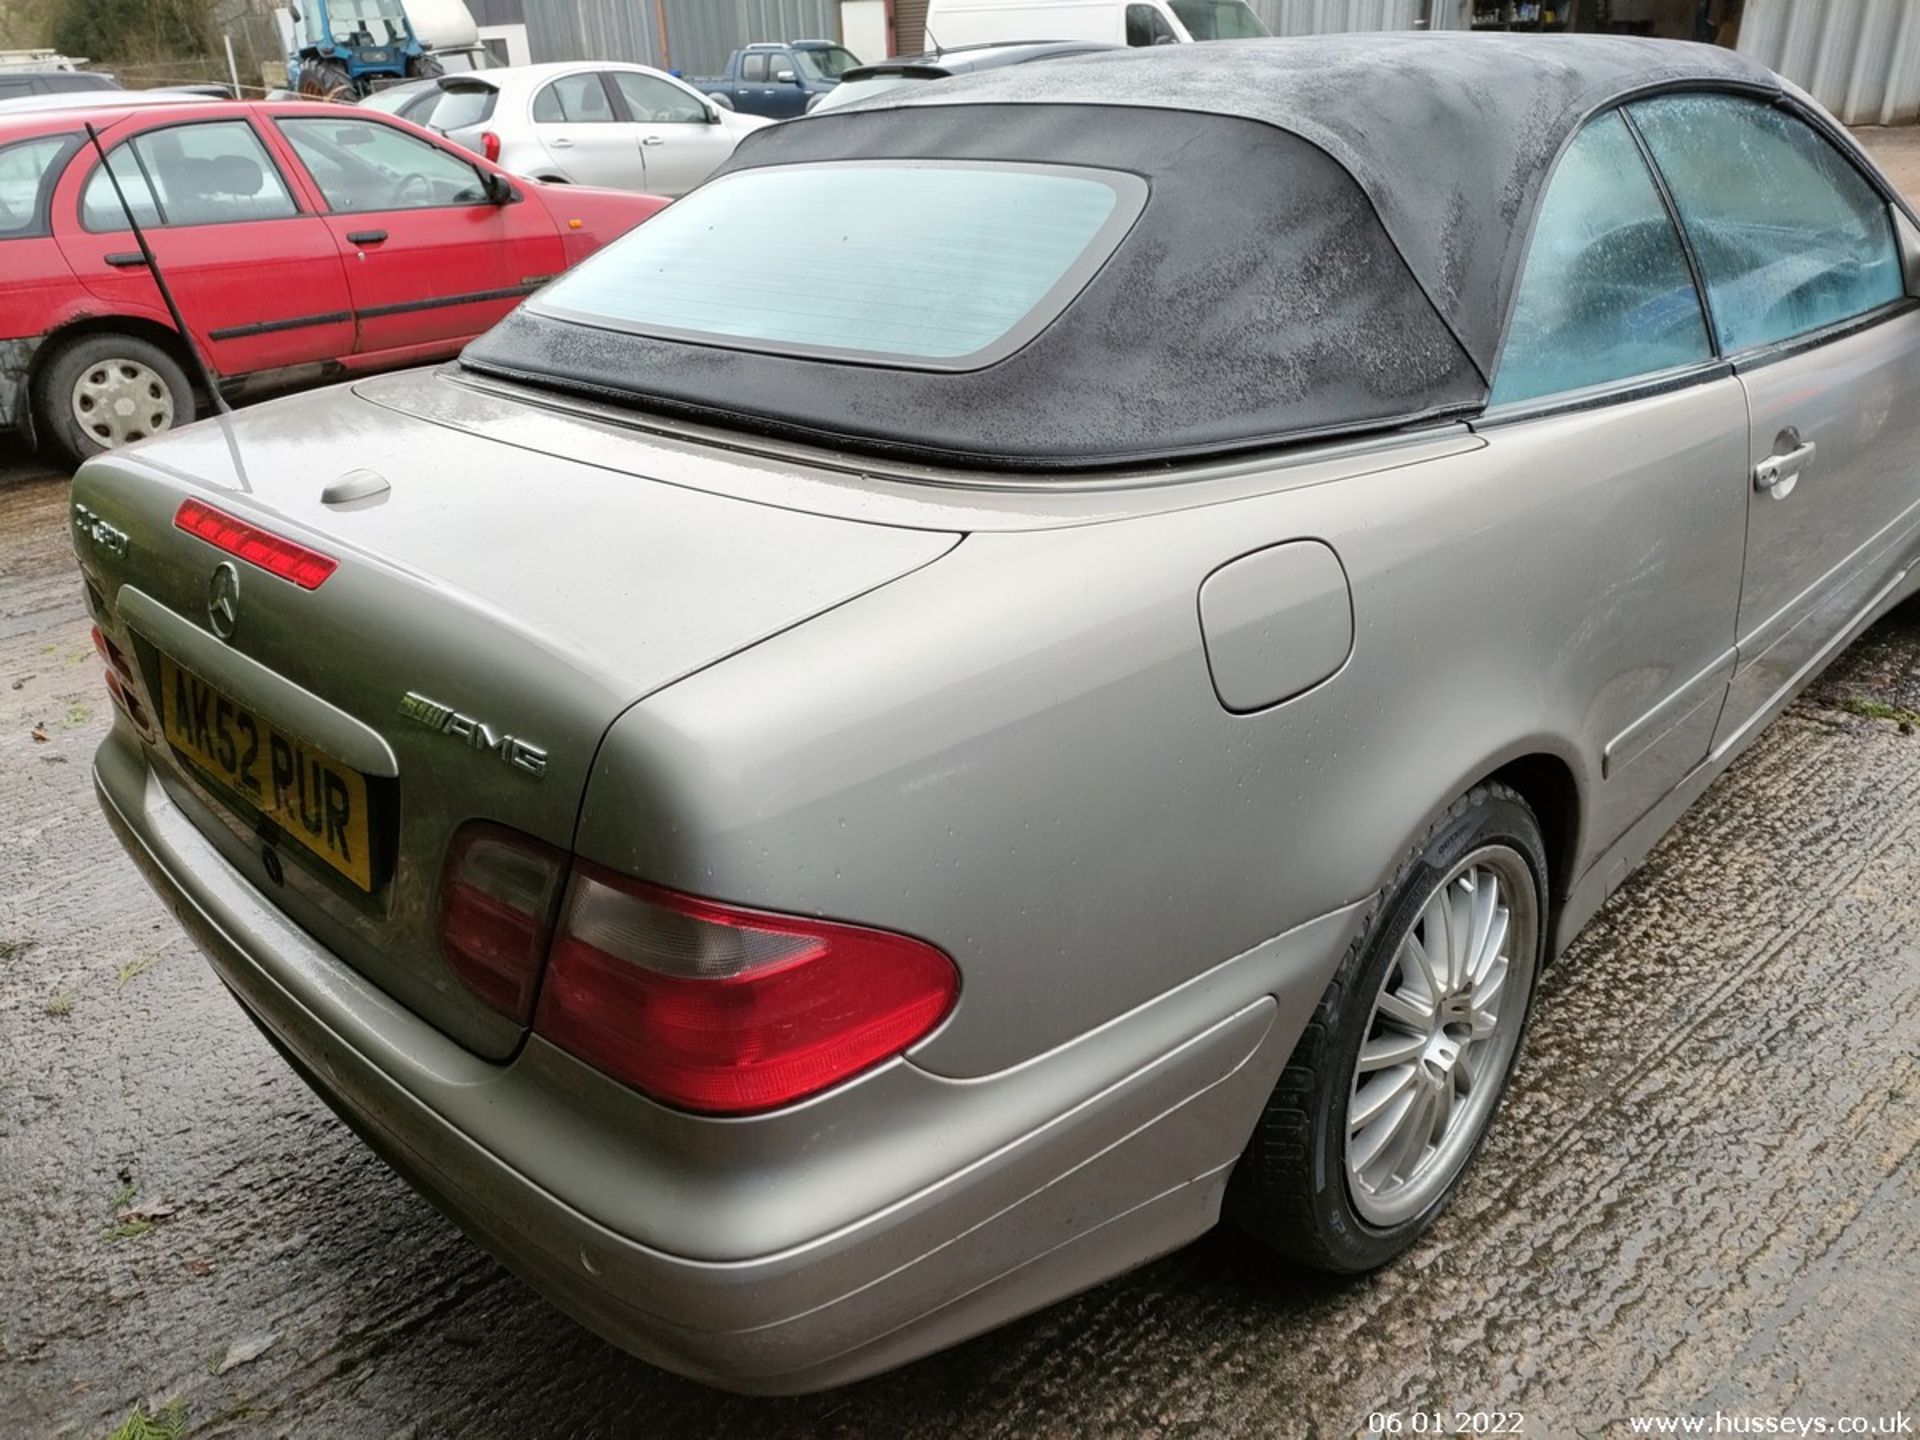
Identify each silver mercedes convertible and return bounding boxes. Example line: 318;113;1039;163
73;35;1920;1392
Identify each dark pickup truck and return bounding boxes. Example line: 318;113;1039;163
691;40;863;118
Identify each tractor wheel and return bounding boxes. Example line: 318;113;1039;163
297;57;355;99
407;51;444;80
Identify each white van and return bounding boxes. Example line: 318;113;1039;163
922;0;1269;49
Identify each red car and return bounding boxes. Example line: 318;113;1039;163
0;95;666;464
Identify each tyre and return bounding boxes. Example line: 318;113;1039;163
1229;783;1547;1273
406;51;443;80
32;333;197;469
297;57;354;99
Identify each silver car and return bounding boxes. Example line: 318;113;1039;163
361;61;769;195
74;36;1920;1393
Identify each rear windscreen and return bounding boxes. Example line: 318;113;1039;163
412;85;496;130
527;160;1146;369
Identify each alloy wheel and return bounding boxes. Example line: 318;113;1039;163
1345;845;1538;1227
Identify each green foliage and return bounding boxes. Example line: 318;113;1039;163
1842;696;1920;727
51;0;212;64
0;0;53;48
105;1398;189;1440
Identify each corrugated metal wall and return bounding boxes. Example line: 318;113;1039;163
1250;0;1470;31
523;0;840;75
1735;0;1920;125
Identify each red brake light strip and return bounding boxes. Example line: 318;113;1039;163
174;498;338;590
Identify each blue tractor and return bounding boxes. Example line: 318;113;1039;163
287;0;442;98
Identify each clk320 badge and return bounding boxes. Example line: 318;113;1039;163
71;501;129;559
397;692;548;778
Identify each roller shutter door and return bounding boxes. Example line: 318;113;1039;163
894;0;927;54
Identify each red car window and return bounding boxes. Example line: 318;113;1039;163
81;120;297;231
0;132;79;238
276;116;490;213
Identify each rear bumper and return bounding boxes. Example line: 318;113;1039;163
95;727;1363;1393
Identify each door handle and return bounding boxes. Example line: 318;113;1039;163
642;135;664;146
345;229;387;246
549;137;574;148
104;251;148;268
1754;435;1817;500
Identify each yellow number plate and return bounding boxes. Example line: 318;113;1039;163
159;655;373;891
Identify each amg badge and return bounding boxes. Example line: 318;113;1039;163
398;692;548;778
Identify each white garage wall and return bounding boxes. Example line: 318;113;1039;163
1735;0;1920;126
839;0;888;61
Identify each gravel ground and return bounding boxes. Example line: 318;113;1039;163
1858;126;1920;198
4;130;1920;1440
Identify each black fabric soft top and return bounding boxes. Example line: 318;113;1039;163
463;35;1784;472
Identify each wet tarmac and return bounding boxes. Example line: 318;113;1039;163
6;128;1920;1440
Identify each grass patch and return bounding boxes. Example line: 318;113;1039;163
1841;696;1920;727
105;1398;188;1440
43;990;73;1018
102;1181;175;1242
103;1181;147;1242
63;700;92;727
117;955;157;989
0;938;29;964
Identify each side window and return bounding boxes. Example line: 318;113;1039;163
533;73;616;123
611;72;707;124
1630;94;1904;353
1490;111;1712;407
0;135;78;239
278;116;489;212
82;121;296;231
1125;4;1176;44
80;146;160;230
742;53;769;83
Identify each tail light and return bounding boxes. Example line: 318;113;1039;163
481;130;501;162
93;623;153;738
439;823;568;1023
533;865;959;1114
174;499;338;590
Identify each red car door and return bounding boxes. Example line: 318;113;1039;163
270;112;565;358
54;113;355;378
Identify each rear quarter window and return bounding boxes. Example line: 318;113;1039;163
1491;111;1713;406
0;133;79;238
528;160;1147;369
